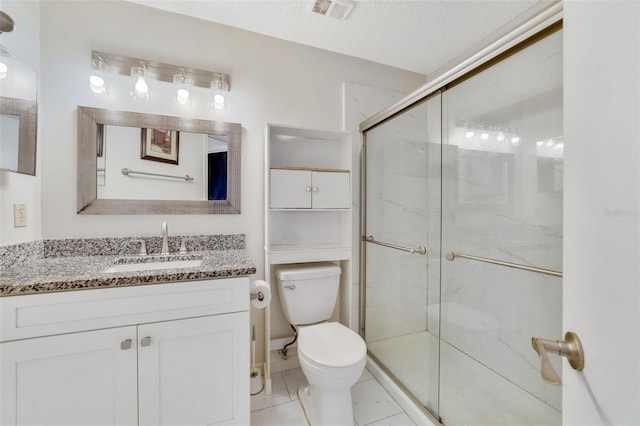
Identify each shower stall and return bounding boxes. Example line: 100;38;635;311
360;14;563;426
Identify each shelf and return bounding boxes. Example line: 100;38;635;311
270;166;350;173
269;208;351;212
266;245;352;264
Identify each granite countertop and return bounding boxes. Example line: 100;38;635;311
0;249;257;297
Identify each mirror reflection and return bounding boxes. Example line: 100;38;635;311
77;106;241;214
97;126;229;202
0;49;38;175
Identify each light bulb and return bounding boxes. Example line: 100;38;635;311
176;88;190;104
480;132;489;140
130;66;149;100
511;136;520;144
89;75;105;94
173;71;191;105
0;61;7;79
135;76;148;94
496;132;505;141
213;94;225;110
536;140;544;146
465;131;474;138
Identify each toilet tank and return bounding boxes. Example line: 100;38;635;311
275;262;342;326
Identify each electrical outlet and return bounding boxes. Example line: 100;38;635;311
14;204;27;227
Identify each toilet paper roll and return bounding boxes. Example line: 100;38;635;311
250;280;271;309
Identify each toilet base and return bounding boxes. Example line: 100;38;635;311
298;384;354;426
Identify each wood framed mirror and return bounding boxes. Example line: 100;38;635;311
77;106;241;214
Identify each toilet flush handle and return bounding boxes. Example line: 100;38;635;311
284;284;296;290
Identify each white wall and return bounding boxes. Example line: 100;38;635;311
36;0;425;363
0;0;41;245
564;1;640;424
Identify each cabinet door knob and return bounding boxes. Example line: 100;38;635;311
140;336;152;347
120;339;132;350
305;187;311;192
312;187;318;192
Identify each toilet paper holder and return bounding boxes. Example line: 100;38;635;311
250;280;272;309
251;291;266;302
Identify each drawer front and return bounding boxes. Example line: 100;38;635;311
0;278;249;342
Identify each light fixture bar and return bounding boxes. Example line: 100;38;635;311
92;50;230;90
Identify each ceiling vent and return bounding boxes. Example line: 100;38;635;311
312;0;355;21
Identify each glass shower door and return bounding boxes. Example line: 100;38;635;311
362;93;442;417
439;29;563;425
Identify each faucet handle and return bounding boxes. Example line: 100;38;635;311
131;239;147;256
179;238;192;254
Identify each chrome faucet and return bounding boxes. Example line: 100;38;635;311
161;221;170;255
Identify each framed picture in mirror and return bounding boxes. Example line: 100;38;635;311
141;128;179;164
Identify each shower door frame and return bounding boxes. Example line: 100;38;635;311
358;2;563;423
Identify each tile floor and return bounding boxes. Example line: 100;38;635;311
250;367;417;426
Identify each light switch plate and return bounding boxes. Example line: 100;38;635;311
14;204;27;227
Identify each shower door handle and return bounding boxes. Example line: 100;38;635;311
363;236;427;255
531;331;584;385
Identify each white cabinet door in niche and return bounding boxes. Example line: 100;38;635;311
270;169;312;208
0;326;138;426
311;171;350;208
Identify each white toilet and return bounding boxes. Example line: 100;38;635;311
275;262;366;426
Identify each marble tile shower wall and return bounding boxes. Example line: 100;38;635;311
366;135;436;342
439;145;563;410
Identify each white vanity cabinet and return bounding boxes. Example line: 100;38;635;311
270;168;350;209
0;278;250;426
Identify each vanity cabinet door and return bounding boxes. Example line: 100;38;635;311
138;312;250;426
0;326;138;426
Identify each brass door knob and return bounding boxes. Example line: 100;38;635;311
531;331;584;385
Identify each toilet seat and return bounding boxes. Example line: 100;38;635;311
298;322;366;368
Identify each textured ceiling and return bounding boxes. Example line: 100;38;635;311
127;0;551;76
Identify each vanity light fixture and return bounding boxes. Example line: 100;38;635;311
462;123;521;145
211;73;229;110
0;60;7;79
90;50;231;108
131;65;149;101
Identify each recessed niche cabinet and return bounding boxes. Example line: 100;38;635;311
264;124;354;393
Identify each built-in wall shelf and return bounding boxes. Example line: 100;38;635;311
263;123;354;394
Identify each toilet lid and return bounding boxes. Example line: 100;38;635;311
298;322;366;368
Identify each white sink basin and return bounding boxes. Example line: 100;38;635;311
101;259;203;274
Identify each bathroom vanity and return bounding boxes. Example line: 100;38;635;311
0;235;255;426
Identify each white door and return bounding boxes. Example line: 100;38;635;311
138;313;250;426
0;326;138;426
270;169;312;208
563;2;640;425
312;171;350;209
